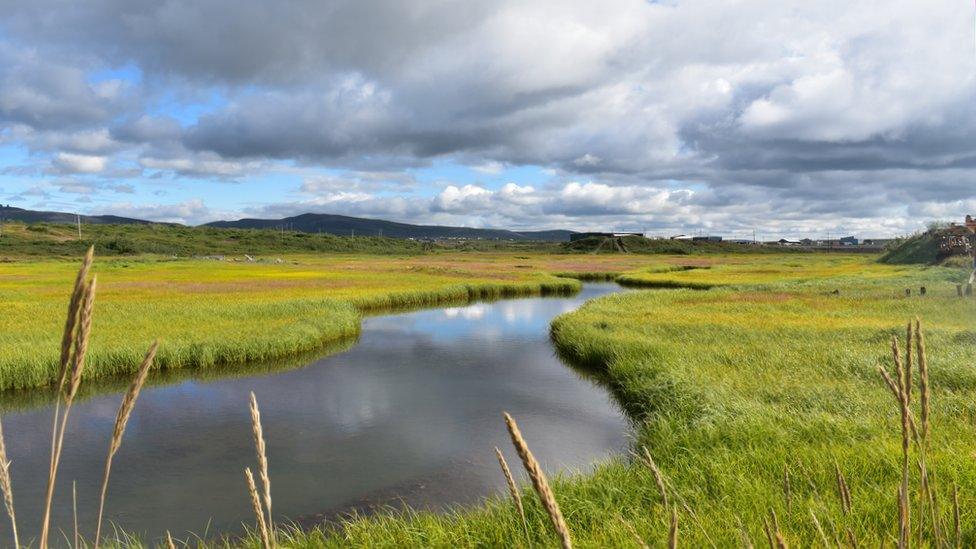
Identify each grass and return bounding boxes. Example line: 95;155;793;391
3;251;976;547
0;220;794;259
241;253;974;547
0;252;664;391
0;221;438;257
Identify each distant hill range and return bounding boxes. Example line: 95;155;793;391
0;206;577;241
205;213;577;241
0;205;154;225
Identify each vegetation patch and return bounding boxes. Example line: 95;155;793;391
0;252;657;391
3;252;975;547
279;255;975;547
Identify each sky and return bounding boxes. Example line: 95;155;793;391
0;0;974;239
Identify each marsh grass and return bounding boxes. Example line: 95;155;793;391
2;251;975;547
0;252;660;391
0;250;168;549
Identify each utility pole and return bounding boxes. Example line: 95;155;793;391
76;214;81;238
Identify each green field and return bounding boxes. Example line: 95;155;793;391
2;246;974;547
262;254;973;548
0;251;662;391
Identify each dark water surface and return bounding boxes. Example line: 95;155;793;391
0;283;628;544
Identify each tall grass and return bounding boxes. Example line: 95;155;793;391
94;341;158;548
0;250;164;549
0;252;656;391
1;251;974;547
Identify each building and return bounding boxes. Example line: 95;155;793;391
692;235;722;242
966;215;976;231
839;236;858;246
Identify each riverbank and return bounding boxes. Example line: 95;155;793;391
260;254;976;547
5;252;975;546
0;252;661;391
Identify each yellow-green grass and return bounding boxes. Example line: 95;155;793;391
204;253;974;547
8;252;976;547
548;256;976;546
0;252;662;391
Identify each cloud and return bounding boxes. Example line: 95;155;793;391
0;44;134;131
472;161;505;175
139;153;265;178
52;153;108;174
0;0;973;235
93;199;219;225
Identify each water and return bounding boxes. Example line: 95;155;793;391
0;283;628;544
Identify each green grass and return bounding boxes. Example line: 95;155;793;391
209;254;974;548
0;252;665;391
0;220;580;258
561;235;789;255
7;252;976;547
879;231;941;264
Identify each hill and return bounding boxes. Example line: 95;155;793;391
0;220;571;257
878;232;937;264
205;213;576;241
0;205;156;225
879;228;974;265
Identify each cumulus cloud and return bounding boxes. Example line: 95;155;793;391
52;153;108;174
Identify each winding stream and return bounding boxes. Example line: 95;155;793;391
0;283;628;544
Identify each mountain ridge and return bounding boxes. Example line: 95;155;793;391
205;212;576;241
0;205;157;226
0;206;577;241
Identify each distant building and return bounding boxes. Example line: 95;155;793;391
839;236;858;246
778;239;801;246
569;232;643;242
966;215;976;231
669;234;693;240
692;235;722;242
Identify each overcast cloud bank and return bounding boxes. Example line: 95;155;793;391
0;0;973;236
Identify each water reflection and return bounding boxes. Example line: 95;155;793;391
0;284;628;545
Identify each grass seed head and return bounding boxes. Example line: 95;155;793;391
494;447;526;537
245;467;271;549
503;412;572;549
0;415;17;549
249;392;273;545
57;245;94;389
